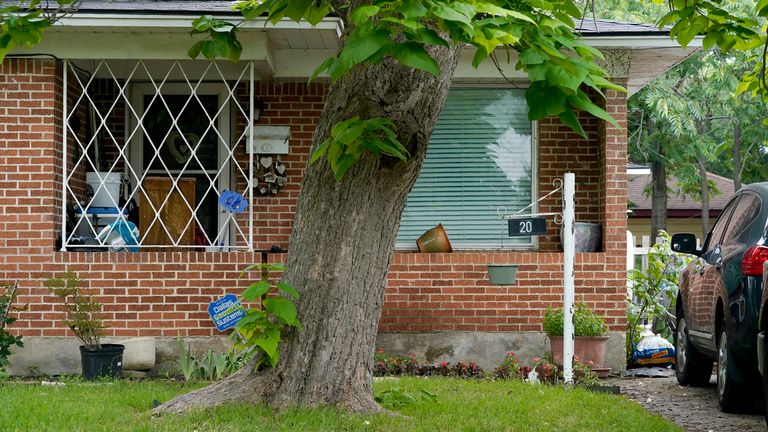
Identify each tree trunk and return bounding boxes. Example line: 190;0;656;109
698;156;710;237
154;42;462;414
649;119;667;244
733;119;742;191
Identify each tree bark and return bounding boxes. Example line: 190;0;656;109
154;41;462;414
732;119;742;191
648;119;667;244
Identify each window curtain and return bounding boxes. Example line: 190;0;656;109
396;88;534;249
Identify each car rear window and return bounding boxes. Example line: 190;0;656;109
722;192;761;245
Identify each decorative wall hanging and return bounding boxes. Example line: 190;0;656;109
256;155;288;195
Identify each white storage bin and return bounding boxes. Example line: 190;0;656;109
86;172;122;207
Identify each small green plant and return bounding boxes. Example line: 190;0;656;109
176;338;200;381
44;272;104;349
0;281;24;372
627;230;691;363
530;356;561;384
543;301;607;337
373;350;426;376
572;356;600;387
175;338;254;381
527;354;599;386
375;387;437;408
26;365;45;379
493;351;522;380
233;263;302;370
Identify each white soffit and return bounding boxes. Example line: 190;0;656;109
12;13;700;88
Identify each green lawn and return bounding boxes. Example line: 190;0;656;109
0;377;680;431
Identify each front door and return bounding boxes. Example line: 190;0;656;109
128;84;231;247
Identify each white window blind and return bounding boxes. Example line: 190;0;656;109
396;88;534;249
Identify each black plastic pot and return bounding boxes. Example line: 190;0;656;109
79;344;124;380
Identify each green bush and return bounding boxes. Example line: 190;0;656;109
0;282;24;373
543;302;607;337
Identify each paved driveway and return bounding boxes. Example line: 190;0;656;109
607;375;764;431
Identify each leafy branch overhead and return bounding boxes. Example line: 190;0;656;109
0;0;78;59
212;0;625;179
652;0;768;111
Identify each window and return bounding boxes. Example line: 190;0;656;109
396;88;535;249
722;192;761;245
704;195;740;252
62;60;255;251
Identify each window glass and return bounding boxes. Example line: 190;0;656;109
722;193;761;245
396;88;534;249
705;196;740;252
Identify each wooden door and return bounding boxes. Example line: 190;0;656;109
139;177;196;246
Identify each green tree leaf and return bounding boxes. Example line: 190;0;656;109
392;42;441;76
276;281;300;300
525;83;567;119
263;297;301;328
350;5;380;26
242;280;270;301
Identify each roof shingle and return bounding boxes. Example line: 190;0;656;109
628;171;736;212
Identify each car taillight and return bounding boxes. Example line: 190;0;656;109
742;246;768;277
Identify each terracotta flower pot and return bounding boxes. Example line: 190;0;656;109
549;335;609;369
416;224;453;253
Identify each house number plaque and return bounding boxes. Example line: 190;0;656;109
508;217;547;237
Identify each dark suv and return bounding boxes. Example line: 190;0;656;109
672;183;768;413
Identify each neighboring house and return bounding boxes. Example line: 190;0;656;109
0;1;699;373
628;171;736;244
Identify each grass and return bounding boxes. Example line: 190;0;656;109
0;377;681;431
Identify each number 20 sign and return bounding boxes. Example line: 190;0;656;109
508;217;547;237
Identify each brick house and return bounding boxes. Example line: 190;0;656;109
0;1;699;374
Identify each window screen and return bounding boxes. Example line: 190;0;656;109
396;88;534;249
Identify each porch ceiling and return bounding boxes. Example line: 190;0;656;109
9;13;699;90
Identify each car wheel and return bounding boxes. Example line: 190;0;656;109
718;320;748;412
675;315;713;386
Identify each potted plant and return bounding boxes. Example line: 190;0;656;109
543;301;609;377
45;272;124;379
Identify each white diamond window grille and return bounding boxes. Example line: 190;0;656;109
61;59;255;251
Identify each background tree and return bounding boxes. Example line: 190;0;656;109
593;0;768;241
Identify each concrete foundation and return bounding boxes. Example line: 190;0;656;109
7;331;626;376
375;331;626;372
7;336;231;377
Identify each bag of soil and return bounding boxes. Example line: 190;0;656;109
633;335;675;367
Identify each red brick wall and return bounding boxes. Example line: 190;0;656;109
0;58;627;339
380;252;626;333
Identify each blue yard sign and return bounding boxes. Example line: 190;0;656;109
208;294;246;331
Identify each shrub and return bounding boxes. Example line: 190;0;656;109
543;301;607;337
45;272;104;349
0;281;24;373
